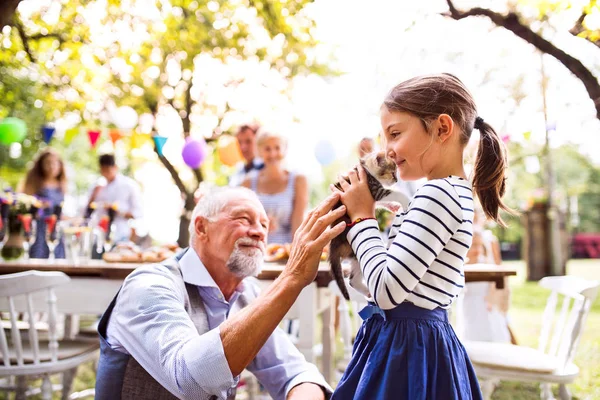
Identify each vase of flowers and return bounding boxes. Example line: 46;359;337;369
0;192;41;260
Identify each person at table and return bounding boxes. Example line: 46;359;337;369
242;129;308;245
21;147;66;259
461;205;516;344
95;186;345;399
87;154;143;243
229;124;264;187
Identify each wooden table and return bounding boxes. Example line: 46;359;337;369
0;259;516;287
0;258;516;384
0;259;334;286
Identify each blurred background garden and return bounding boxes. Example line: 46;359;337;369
1;0;600;399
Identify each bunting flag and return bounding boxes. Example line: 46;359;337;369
153;135;168;156
130;131;152;149
64;127;79;144
109;129;122;145
88;130;101;148
42;126;56;144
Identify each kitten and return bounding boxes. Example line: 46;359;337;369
329;151;398;300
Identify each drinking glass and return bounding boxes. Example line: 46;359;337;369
62;219;92;265
44;215;59;262
21;215;36;261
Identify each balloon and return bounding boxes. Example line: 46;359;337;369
0;117;27;145
217;135;244;167
182;138;207;169
42;125;55;144
314;139;336;166
88;130;101;148
113;106;138;130
153;135;168;156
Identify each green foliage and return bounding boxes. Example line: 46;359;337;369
494;140;600;243
0;0;331;208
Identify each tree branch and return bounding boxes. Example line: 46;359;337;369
13;19;35;63
444;0;600;120
155;149;190;198
569;1;599;47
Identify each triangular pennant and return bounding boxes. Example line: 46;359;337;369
153;135;167;156
42;125;55;144
109;129;122;145
130;131;151;149
88;130;101;148
64;127;79;144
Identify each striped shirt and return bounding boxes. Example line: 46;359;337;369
347;176;474;310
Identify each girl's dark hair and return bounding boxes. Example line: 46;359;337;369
22;148;67;195
383;73;511;226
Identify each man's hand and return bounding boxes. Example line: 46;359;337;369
284;193;346;287
287;383;326;400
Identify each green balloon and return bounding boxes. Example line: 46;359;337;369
0;117;27;145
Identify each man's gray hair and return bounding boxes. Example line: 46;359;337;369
188;186;260;241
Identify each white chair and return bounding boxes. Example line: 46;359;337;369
463;276;600;400
0;270;99;400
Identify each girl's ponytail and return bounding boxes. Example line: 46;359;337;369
472;117;512;226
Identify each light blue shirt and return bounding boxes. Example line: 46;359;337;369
106;248;330;399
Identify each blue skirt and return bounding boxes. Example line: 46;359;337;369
332;302;483;400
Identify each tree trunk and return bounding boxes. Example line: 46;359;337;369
0;0;21;29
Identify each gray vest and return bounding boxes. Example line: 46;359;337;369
95;254;241;400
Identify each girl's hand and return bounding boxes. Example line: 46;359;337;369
330;165;375;221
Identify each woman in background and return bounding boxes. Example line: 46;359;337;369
21;148;67;258
242;129;308;244
461;205;516;344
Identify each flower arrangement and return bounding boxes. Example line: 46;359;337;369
0;191;43;260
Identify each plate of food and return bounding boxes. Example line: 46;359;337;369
264;243;329;264
103;242;180;263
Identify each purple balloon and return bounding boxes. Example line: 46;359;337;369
182;138;206;168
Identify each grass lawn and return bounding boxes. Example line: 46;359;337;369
4;259;599;400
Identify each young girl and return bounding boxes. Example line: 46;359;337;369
332;73;510;399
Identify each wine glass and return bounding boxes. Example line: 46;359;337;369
44;214;59;262
21;214;36;261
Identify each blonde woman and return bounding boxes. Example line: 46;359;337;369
242;129;308;244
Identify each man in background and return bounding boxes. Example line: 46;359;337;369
88;154;143;243
229;124;264;186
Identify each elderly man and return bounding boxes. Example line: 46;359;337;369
95;186;346;400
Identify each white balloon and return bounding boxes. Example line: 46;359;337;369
114;106;139;130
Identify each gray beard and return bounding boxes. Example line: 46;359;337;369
226;239;264;278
